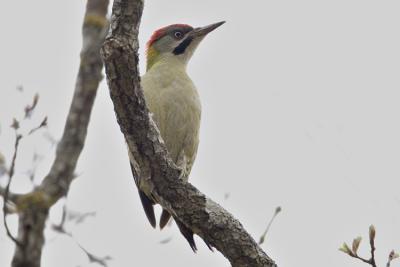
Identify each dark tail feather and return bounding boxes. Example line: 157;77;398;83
204;239;214;251
138;190;156;228
174;218;197;252
159;209;172;229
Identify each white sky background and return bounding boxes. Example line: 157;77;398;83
0;0;400;266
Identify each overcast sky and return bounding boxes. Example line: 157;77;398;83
1;1;400;267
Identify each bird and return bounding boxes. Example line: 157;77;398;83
129;21;224;252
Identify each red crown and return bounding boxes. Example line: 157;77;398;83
146;24;191;49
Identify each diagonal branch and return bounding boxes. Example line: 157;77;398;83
39;0;109;200
259;206;282;245
101;0;277;266
2;133;23;246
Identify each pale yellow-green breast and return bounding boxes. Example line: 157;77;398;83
141;59;201;180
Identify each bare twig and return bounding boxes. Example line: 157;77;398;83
24;93;39;119
356;255;374;265
51;202;70;235
52;202;96;232
77;243;112;267
369;225;377;267
2;133;23;246
51;202;110;266
52;225;108;266
159;236;173;244
28;116;48;135
259;206;282;245
68;210;96;224
386;250;400;267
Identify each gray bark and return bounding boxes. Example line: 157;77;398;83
101;0;277;266
1;1;110;266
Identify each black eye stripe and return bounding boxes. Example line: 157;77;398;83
173;36;194;55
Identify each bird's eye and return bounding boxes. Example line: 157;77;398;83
174;31;183;39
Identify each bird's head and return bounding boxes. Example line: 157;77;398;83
146;21;225;71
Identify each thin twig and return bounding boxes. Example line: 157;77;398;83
24;93;39;119
354;255;374;265
369;225;377;267
369;240;377;266
159;236;173;244
2;133;23;246
28;116;47;135
76;242;112;267
51;205;111;267
259;206;282;245
50;198;108;266
386;250;399;267
52;226;112;267
51;202;70;236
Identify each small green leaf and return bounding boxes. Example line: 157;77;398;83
352;236;362;254
339;242;352;255
369;225;376;243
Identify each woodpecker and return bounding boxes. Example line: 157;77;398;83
130;21;224;251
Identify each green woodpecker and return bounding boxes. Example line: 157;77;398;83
130;21;224;251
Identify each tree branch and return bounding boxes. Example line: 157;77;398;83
2;133;23;246
259;206;282;245
101;0;277;266
6;1;110;266
38;0;109;201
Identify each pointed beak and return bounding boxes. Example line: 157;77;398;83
190;21;225;38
